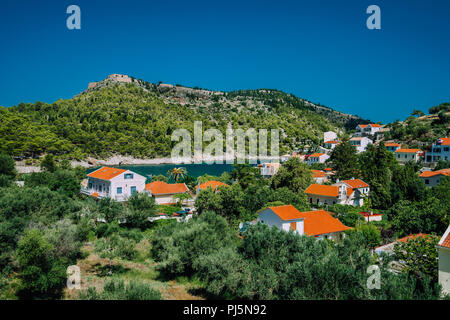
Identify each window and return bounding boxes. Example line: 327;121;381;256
88;183;92;189
131;186;137;194
117;187;122;194
124;173;134;179
99;185;102;192
425;179;429;185
444;147;449;152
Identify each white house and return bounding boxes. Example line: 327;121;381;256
145;181;190;205
258;205;351;240
82;167;147;201
259;162;281;177
419;169;450;187
394;148;422;163
323;131;338;143
350;137;372;153
384;142;401;152
312;170;327;184
354;123;382;137
374;233;428;256
425;138;450;163
438;225;450;296
305;178;369;207
307;153;329;165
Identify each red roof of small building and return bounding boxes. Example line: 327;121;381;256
145;181;189;195
312;170;327;178
369;124;381;127
419;168;450;178
324;140;340;144
437;138;450;146
358;124;368;128
198;180;229;190
385;143;401;147
395;148;421;153
397;233;429;243
298;210;352;236
342;179;369;189
309;153;325;158
305;184;339;197
87;167;127;180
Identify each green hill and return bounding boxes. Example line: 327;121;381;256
0;74;368;160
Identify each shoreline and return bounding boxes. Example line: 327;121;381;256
16;155;283;173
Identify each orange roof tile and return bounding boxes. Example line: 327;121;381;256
198;180;229;190
436;137;450;146
419;168;450;178
298;210;352;236
312;170;327;178
145;181;189;195
324;140;340;144
342;179;369;188
305;184;339;197
309;153;325;158
395;148;421;153
385;143;401;147
87;167;127;180
397;233;429;243
369;124;381;127
358;124;368;128
268;204;304;221
440;232;450;248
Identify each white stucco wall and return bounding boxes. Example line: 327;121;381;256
439;247;450;295
258;209;304;235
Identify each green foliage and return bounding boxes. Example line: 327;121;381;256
125;192;157;228
329;136;360;180
16;229;67;299
0;153;16;180
194;223;441;299
270;157;313;195
151;174;168;182
94;234;137;272
40;154;57;172
151;211;236;276
78;278;162;300
327;205;364;228
24;169;81;198
353;224;381;250
394;235;440;282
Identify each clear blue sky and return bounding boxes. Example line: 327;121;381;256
1;0;449;123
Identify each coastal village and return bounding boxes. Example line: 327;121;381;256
78;121;450;296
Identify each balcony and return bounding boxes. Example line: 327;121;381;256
80;188;127;202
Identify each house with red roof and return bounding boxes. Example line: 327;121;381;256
324;140;340;150
145;180;190;205
82;166;147;201
305;178;369;207
311;169;328;183
394;148;423;163
196;180;229;193
257;204;351;240
384;142;401;152
419;168;450;187
259;162;281;176
307;153;329;165
438;225;450;295
374;233;429;255
354;123;382;137
425;137;450;163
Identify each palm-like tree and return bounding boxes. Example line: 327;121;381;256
167;167;187;182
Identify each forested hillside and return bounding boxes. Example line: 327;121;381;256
0;75;368;160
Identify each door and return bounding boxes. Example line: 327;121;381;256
290;222;297;231
130;186;136;195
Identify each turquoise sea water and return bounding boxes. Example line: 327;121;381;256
86;162;237;183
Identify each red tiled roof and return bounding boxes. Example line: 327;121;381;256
369;124;381;127
358;124;368;128
198;180;229;190
309;153;325;158
395;148;421;153
324;140;340;144
145;181;189;195
298;210;352;236
87;167;127;180
268;204;304;221
419;168;450;178
305;184;339;197
385;143;401;147
312;170;327;178
397;233;428;243
440;230;450;248
437;138;450;146
342;179;369;189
